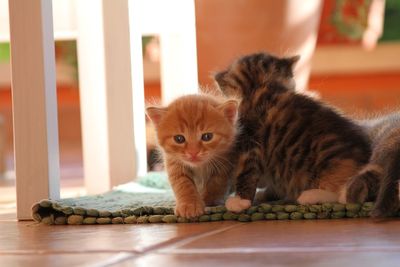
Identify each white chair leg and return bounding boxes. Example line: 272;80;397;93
128;0;148;177
159;0;199;104
159;33;199;104
8;0;60;220
76;0;136;194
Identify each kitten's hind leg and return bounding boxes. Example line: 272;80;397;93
297;189;339;204
371;155;400;217
316;159;363;204
345;164;382;204
371;179;399;217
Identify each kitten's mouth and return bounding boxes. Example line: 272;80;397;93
187;157;202;163
183;156;207;166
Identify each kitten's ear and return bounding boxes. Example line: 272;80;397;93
286;55;300;68
219;100;238;124
146;107;167;126
214;70;228;88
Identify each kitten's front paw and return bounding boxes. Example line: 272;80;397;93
225;196;251;213
175;199;205;218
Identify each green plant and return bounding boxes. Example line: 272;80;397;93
0;43;10;63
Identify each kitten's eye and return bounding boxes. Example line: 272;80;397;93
201;133;213;142
173;135;185;144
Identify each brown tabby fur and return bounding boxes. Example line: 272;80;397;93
146;123;164;171
146;94;239;218
214;52;372;212
347;112;400;217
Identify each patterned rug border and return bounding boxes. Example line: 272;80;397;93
32;199;398;225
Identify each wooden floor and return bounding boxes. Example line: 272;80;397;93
0;216;400;266
2;152;400;266
1;148;400;267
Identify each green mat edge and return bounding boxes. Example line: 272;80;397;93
32;200;400;225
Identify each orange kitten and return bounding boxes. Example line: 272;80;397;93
146;94;238;218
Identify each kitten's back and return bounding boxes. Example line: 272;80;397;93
215;52;372;204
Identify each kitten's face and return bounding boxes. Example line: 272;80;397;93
214;53;299;98
146;95;238;168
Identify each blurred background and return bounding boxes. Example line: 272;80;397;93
0;0;399;214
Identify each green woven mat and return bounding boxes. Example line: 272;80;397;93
32;172;399;225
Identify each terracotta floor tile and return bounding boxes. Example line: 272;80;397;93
167;220;400;252
0;252;134;267
0;221;239;253
118;251;400;267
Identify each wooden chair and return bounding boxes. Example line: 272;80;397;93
4;0;198;220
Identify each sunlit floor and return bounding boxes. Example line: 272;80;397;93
0;144;86;217
1;148;400;266
1;216;400;266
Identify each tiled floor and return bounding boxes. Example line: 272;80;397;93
1;148;400;266
1;218;400;266
0;146;86;217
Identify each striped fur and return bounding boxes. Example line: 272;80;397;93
214;52;372;211
348;112;400;217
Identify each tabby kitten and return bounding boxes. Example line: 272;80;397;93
214;52;371;212
146;94;238;218
347;112;400;217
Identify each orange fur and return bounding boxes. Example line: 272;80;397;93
146;94;238;218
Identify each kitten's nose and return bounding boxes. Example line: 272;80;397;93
187;150;200;160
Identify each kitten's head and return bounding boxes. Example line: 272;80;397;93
214;52;299;98
146;94;238;168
